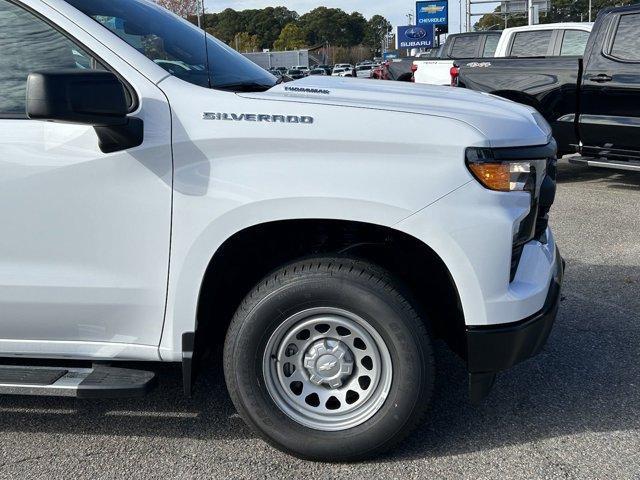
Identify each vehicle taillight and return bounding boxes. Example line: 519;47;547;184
411;64;418;83
450;66;459;87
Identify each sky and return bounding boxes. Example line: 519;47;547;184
203;0;500;35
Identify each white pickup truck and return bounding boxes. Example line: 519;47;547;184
413;31;502;86
0;0;563;461
415;23;593;86
493;22;593;57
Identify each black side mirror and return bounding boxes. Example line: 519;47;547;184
26;70;143;153
124;20;150;36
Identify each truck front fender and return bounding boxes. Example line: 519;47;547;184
159;197;415;361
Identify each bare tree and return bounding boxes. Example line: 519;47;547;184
155;0;200;19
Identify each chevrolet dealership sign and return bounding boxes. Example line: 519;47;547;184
416;0;449;34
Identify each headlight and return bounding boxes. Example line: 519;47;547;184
465;143;557;282
465;147;547;194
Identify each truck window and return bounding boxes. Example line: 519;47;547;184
560;30;590;56
450;36;479;58
610;13;640;62
0;0;100;115
510;30;553;57
65;0;277;92
482;35;500;57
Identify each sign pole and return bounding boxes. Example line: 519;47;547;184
466;0;471;32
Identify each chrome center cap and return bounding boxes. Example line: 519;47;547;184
303;339;354;388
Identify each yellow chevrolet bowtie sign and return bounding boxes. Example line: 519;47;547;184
420;5;446;13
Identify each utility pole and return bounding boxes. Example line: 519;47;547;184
406;12;414;25
406;12;415;55
528;0;534;25
588;0;592;22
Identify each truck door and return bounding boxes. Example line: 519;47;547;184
579;8;640;158
0;1;172;354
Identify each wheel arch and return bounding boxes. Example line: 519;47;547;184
190;218;467;362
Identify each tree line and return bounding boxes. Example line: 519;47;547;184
202;7;392;54
475;0;634;30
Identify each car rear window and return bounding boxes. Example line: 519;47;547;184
482;35;500;57
449;36;479;58
510;30;553;57
610;13;640;61
560;30;590;56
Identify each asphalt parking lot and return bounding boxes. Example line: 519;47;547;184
0;160;638;479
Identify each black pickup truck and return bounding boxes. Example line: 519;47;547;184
455;5;640;171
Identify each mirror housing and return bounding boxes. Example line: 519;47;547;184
26;70;143;153
124;20;151;36
27;70;128;126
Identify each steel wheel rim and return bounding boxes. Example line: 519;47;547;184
263;307;393;431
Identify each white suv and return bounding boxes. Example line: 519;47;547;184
0;0;563;461
332;63;353;76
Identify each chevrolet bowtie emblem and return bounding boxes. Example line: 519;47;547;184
318;360;338;371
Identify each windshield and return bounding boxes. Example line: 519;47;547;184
65;0;277;92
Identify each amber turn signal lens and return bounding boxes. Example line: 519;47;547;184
467;163;511;191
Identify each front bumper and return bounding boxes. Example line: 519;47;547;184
467;248;564;402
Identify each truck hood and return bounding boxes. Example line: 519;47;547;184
240;76;552;148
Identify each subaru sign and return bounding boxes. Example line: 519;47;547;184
416;0;449;34
397;25;434;49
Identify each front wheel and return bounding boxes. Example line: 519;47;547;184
223;257;435;461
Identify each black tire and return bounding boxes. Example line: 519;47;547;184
223;257;435;461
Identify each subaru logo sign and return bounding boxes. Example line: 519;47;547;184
406;27;427;39
397;24;434;49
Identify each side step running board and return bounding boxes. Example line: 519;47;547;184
569;156;640;172
0;365;156;399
